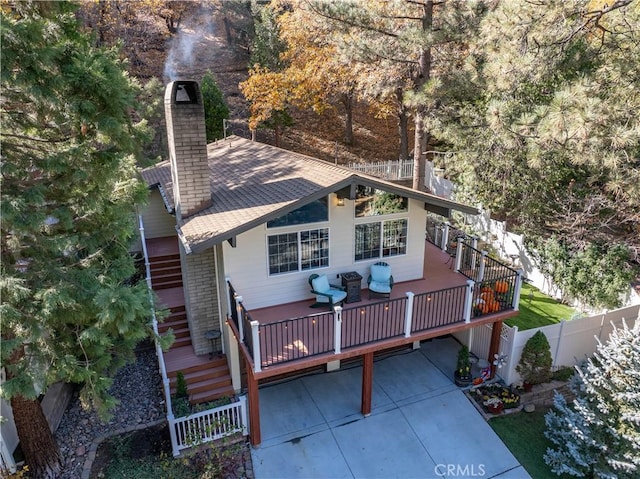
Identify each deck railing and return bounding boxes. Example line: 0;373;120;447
171;397;248;453
341;297;407;348
411;285;469;333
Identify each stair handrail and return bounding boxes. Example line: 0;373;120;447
138;215;178;452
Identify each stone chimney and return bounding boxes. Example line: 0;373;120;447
165;80;212;221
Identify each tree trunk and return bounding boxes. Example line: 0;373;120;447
396;88;409;160
11;395;62;478
274;121;281;147
412;0;433;192
342;92;354;146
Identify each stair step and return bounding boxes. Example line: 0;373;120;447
151;267;182;279
148;253;180;264
190;384;236;404
158;313;187;328
166;354;227;376
171;374;232;396
171;336;192;349
169;364;230;386
152;279;184;290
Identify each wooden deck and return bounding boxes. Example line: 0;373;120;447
249;240;467;324
230;241;520;379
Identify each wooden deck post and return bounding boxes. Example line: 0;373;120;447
246;358;261;446
361;352;374;416
488;320;503;379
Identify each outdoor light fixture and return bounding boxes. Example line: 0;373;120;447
336;195;345;207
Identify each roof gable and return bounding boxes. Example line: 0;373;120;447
141;136;477;254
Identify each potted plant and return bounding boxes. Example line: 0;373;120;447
516;331;552;391
454;345;473;387
483;397;504;414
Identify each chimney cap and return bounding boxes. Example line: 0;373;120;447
168;80;200;105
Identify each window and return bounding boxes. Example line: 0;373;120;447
355;219;407;261
268;228;329;275
267;197;328;228
355;186;408;218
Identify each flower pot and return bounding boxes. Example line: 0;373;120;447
488;403;504;414
523;381;533;392
454;370;472;387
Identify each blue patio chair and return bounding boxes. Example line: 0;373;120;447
309;274;347;308
367;262;394;299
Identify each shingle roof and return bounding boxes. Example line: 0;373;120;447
140;136;477;254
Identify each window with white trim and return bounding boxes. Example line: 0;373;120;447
355;219;407;261
268;228;329;275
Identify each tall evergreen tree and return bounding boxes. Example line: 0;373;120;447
201;70;230;142
432;0;639;307
544;319;640;478
1;2;153;476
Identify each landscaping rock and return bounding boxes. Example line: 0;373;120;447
524;403;536;413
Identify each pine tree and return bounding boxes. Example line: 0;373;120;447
1;2;153;476
201;70;230;142
544;319;640;478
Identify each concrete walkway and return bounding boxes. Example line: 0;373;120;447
250;337;530;479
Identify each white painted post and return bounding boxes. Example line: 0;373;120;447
553;320;565;369
512;270;523;310
442;222;450;252
478;251;487;282
167;378;179;456
464;279;475;323
505;325;519;385
404;292;415;337
334;306;342;354
455;240;463;271
236;295;244;342
471;236;478;250
238;395;249;435
250;320;261;373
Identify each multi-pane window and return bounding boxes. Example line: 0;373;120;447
267;197;328;228
268;228;329;275
355;219;407;261
355;186;408;217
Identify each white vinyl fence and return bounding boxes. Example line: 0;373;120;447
464;304;640;386
345;159;413;180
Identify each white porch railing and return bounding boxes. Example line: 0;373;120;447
138;215;248;456
345;159;414;180
171;396;248;452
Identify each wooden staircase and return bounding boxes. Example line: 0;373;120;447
146;236;234;404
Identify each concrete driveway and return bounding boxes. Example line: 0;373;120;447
250;336;530;479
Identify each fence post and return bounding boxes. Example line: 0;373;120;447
334;306;342;354
238;395;249;435
478;251;487;282
512;270;523;310
553;320;565;369
442;222;450;252
250;320;261;373
464;279;475;323
505;325;519;385
404;292;415;337
455;241;463;271
236;295;244;342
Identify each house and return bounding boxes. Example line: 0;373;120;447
139;80;522;446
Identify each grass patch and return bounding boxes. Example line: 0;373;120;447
489;408;568;479
506;283;578;330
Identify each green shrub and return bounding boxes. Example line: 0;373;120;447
516;331;552;385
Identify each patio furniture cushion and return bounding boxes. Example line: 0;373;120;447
368;262;394;298
311;274;330;294
310;274;347;305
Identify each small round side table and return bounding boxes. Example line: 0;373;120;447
204;330;221;359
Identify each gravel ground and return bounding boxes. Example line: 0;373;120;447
55;346;166;479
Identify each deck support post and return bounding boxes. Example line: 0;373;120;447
236;295;244;342
361;352;374;416
441;222;450;251
488;320;503;379
246;360;261;446
404;292;415;337
512;269;524;310
478;251;487;282
334;306;342;354
455;241;463;271
463;280;475;323
250;320;261;373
